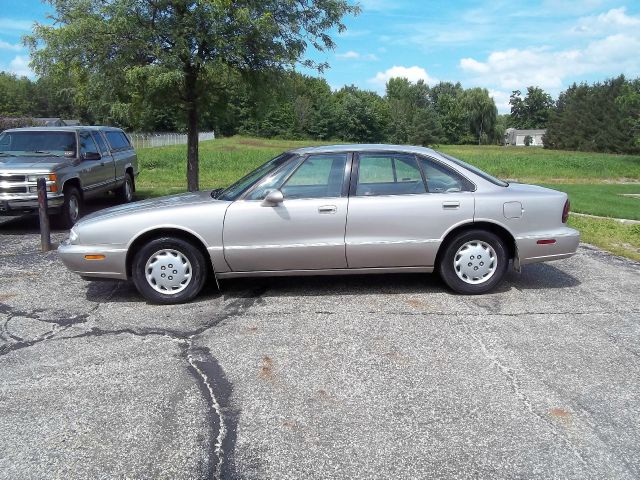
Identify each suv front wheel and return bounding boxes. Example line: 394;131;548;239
55;185;82;229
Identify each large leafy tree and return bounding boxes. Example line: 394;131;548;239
27;0;358;191
463;87;497;145
509;86;554;129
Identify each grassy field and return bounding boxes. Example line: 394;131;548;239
135;136;640;260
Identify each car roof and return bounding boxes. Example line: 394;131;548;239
3;126;124;133
288;144;440;156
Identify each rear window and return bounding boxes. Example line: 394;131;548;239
437;151;508;187
105;131;131;150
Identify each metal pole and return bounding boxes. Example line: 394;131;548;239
37;177;52;252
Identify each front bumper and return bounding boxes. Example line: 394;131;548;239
0;194;64;215
516;227;580;266
58;240;128;280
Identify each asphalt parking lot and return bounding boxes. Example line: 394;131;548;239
1;212;639;480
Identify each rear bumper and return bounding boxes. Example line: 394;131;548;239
0;195;64;215
516;227;580;266
58;241;128;280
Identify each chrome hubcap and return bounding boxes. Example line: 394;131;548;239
454;240;497;284
145;249;192;295
69;196;79;222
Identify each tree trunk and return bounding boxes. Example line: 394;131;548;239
185;67;199;192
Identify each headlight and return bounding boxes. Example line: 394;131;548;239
68;227;79;243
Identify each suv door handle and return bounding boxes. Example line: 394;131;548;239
318;205;337;214
442;201;460;210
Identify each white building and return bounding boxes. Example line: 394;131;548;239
504;128;546;147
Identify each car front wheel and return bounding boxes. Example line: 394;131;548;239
132;237;208;304
438;229;509;294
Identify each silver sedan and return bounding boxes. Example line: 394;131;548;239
58;145;580;303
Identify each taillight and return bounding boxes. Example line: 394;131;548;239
562;199;570;223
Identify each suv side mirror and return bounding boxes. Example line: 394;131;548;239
261;189;284;207
82;151;101;161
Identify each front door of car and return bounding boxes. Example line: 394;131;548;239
345;152;475;268
223;153;350;272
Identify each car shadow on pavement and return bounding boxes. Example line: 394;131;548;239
83;261;580;304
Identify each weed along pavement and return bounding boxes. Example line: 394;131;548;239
1;216;640;479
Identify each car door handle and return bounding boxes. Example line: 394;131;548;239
318;205;337;214
442;201;460;210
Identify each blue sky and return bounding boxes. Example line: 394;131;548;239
2;0;640;112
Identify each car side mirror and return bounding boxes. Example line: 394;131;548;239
82;151;101;161
261;189;284;207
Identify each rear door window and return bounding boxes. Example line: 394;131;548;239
105;131;130;150
356;153;426;196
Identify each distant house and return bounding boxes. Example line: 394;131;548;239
504;128;546;147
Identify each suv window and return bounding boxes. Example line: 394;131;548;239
420;157;473;193
79;131;99;158
0;131;76;156
281;154;347;199
356;153;426;196
105;131;130;150
92;132;110;155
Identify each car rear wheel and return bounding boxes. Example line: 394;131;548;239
115;173;134;203
55;185;82;229
438;229;508;294
132;237;208;304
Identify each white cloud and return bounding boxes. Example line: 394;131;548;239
336;50;378;61
336;50;360;59
0;18;33;32
4;55;33;77
459;30;640;91
572;7;640;35
368;65;438;91
0;40;24;52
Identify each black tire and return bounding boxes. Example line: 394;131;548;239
115;172;134;203
55;185;82;229
438;229;509;294
132;237;208;304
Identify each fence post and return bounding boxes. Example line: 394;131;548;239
37;177;52;252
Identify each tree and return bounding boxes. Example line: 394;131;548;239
28;0;358;191
509;86;554;129
463;88;497;145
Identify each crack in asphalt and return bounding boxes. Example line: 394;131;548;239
456;319;596;473
0;284;267;479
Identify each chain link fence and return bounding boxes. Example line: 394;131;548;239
128;131;215;149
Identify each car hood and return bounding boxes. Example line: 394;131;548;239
0;155;72;171
79;191;226;225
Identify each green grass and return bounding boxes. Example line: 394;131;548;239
136;136;330;196
568;215;640;261
438;145;640;183
542;183;640;220
133;136;640;260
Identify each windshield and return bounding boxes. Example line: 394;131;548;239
217;152;294;201
437;151;509;187
0;131;77;157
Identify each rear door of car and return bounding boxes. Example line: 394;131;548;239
345;152;475;268
223;153;351;271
